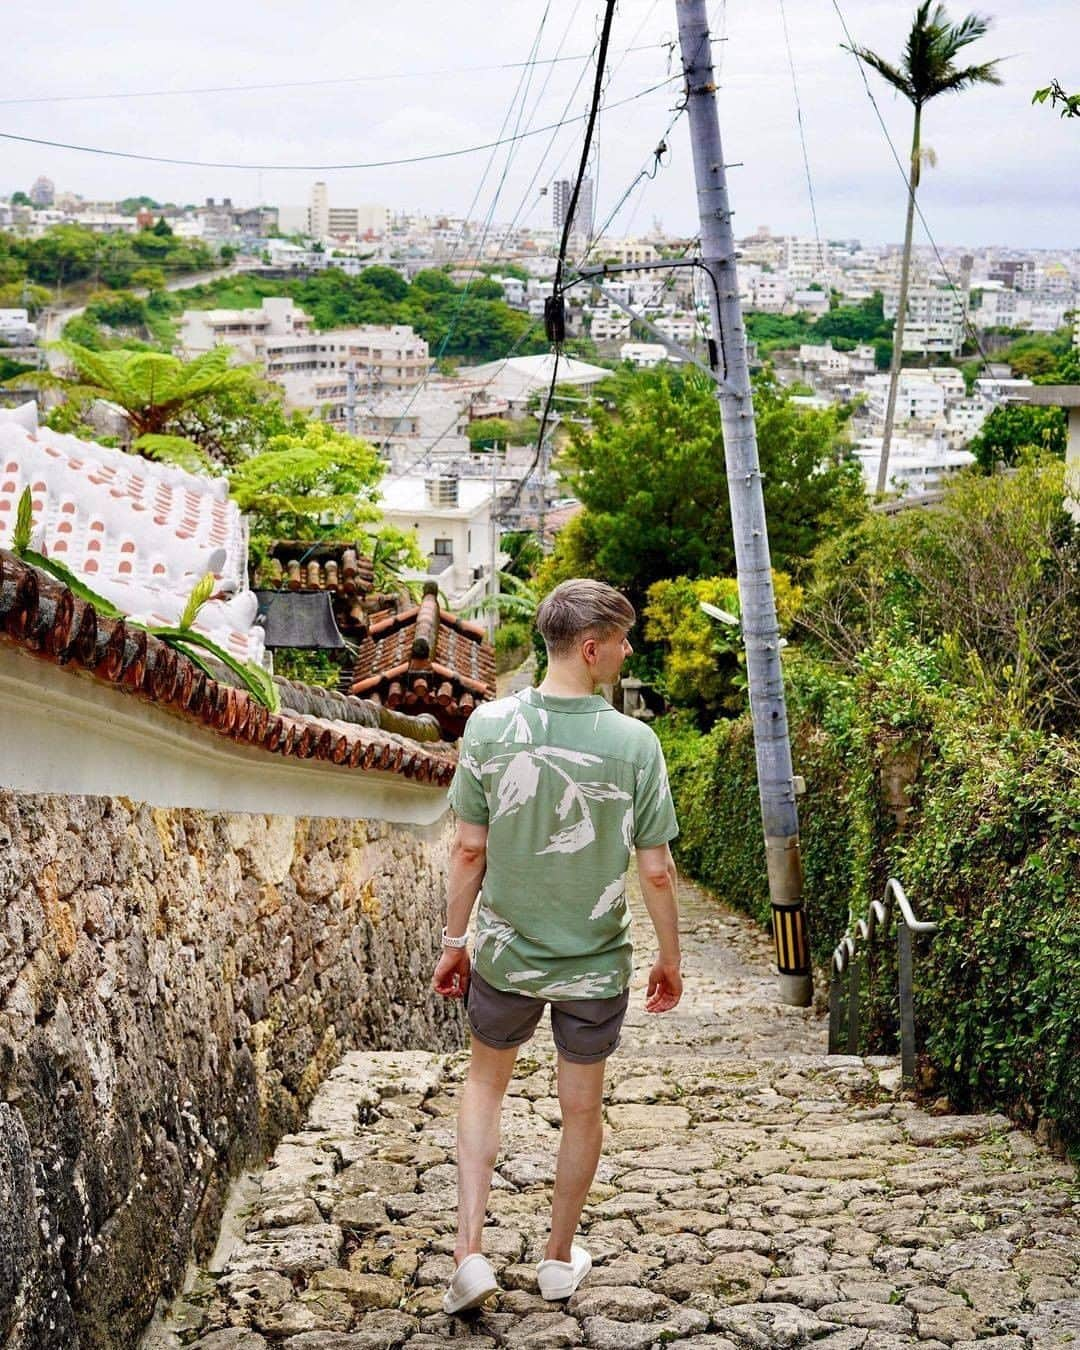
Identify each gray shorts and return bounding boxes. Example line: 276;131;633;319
466;969;630;1064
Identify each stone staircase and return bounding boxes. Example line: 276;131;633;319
148;874;1079;1350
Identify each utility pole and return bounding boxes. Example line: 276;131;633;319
345;360;357;436
487;449;500;643
677;0;812;1007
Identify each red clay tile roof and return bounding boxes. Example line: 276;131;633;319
0;549;457;786
348;583;497;739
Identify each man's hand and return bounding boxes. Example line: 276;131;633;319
432;947;471;999
645;959;682;1013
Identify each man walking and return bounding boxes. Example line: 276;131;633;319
432;578;682;1313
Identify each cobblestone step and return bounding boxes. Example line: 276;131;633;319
149;874;1079;1350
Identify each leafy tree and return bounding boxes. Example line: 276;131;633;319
0;280;49;315
814;292;892;347
167;381;308;467
227;421;384;542
11;343;263;467
152;216;174;237
11;191;31;206
499;530;544;581
644;571;803;717
130;265;167;292
1033;79;1080;117
541;365;865;613
744;312;814;354
798;458;1079;728
25;225;99;284
466;416;540;449
969;404;1067;470
365;523;426;595
846;3;1003;492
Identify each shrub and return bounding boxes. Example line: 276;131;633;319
655;640;1080;1153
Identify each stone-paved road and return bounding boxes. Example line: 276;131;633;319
154;873;1079;1350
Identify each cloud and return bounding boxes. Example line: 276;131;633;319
3;0;1077;248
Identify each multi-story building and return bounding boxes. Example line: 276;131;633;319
987;258;1037;291
29;176;54;208
852;435;975;496
277;182;390;240
377;473;505;610
884;284;967;356
177;297;429;402
619;342;673;368
862;371;947;424
785;236;829;281
552;177;594;242
588;235;659;267
750;273;791;312
653;314;698;346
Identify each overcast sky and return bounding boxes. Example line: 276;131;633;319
3;0;1078;249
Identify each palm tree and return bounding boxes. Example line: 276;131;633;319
846;4;1002;493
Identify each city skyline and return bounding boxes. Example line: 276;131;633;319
2;0;1078;249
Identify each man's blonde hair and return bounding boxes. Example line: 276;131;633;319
534;578;636;657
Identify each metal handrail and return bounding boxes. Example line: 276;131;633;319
828;878;937;1084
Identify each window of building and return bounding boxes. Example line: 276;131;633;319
433;538;453;556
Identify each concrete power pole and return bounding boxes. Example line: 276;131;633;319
345;361;357;437
677;0;812;1006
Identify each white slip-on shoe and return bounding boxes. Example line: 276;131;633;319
536;1243;592;1301
442;1252;499;1314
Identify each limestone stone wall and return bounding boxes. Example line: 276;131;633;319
0;792;464;1350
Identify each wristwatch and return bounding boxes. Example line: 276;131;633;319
441;927;468;949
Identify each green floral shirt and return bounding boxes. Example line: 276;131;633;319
447;687;679;1001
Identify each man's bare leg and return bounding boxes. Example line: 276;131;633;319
454;1040;519;1266
545;1055;606;1262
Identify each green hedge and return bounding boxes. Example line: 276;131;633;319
655;641;1080;1153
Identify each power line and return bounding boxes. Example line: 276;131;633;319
777;0;824;275
503;0;620;523
830;0;992;370
375;4;562;462
0;44;667;107
0;76;679;173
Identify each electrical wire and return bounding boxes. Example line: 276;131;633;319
830;0;993;371
501;0;620;523
374;4;561;464
0;77;680;173
777;0;825;277
0;44;667;107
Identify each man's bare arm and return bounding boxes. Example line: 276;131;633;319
432;820;487;999
446;819;488;935
635;842;682;1012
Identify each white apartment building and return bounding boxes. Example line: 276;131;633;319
178;296;313;358
0;308;35;344
377;474;504;610
785;236;829;281
751;274;792;312
884;285;967;356
653;314;698;345
277;182;390;240
944;400;989;445
590;237;660;266
863;371;947;424
792;289;830;318
619;342;673;368
178;297;429;404
973;376;1035;405
586;308;633;344
853;435;975;496
798;342;851;374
